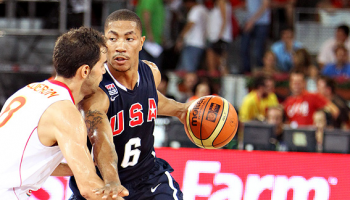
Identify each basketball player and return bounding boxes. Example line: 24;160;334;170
0;27;125;199
69;9;191;200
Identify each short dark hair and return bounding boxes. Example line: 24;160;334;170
53;27;106;78
104;9;142;33
253;75;267;89
318;75;336;94
337;24;350;37
290;69;306;80
334;44;348;54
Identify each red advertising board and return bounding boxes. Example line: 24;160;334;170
31;148;350;200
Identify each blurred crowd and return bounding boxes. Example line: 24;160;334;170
135;0;350;150
3;0;350;151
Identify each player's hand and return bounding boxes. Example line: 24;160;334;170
93;181;129;199
178;100;194;125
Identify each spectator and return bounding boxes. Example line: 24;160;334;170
241;0;271;73
136;0;165;67
292;48;319;92
317;24;350;68
317;75;350;129
322;45;350;78
254;51;278;77
283;70;339;126
206;0;233;77
271;27;303;72
187;79;213;102
313;110;328;151
266;105;285;143
178;72;199;102
271;0;296;28
239;75;279;122
176;0;208;73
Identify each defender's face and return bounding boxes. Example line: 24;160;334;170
105;20;145;72
83;48;107;94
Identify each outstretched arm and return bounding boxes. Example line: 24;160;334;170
40;101;106;199
79;88;129;199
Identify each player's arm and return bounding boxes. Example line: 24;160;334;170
143;60;191;124
39;101;106;199
79;88;128;198
51;163;73;176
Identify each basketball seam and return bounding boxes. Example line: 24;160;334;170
211;99;228;147
214;115;238;146
200;96;213;148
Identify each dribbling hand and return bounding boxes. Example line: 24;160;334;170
93;182;129;200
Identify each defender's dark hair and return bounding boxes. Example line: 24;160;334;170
337;24;350;37
53;27;106;78
104;9;142;33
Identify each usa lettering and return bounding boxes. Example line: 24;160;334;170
110;98;157;136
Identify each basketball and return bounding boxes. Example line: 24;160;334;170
185;95;238;149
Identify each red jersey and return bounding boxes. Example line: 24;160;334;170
283;91;328;126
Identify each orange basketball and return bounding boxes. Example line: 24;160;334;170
185;95;238;149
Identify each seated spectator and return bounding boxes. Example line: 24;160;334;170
317;75;350;129
266;105;284;143
283;70;339;126
187;79;213;102
239;75;279;122
178;72;199;102
176;0;208;73
292;48;318;92
254;51;278;77
317;24;350;68
322;45;350;78
271;27;303;72
313;110;328;152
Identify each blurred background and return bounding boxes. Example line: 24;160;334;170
2;0;350;154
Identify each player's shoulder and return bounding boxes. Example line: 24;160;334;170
141;60;161;87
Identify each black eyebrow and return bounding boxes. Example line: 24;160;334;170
125;31;136;36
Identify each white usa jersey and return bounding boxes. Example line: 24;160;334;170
0;80;75;199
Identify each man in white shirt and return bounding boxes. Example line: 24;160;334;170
317;24;350;69
175;0;208;72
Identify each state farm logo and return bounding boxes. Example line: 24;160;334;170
182;161;336;200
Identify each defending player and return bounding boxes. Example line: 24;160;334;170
69;9;191;200
0;27;126;199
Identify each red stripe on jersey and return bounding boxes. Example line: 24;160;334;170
19;127;37;186
12;187;19;200
48;80;75;104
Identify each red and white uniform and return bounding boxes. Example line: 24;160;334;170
0;80;75;199
283;91;328;126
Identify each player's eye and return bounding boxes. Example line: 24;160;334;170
127;38;134;41
109;38;116;42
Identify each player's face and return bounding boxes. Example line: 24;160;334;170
83;48;107;94
105;20;145;72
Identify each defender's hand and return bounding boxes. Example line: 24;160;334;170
93;182;129;199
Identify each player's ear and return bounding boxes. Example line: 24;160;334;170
79;64;90;79
139;36;145;51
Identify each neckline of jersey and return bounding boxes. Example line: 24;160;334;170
104;63;140;92
47;79;75;104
